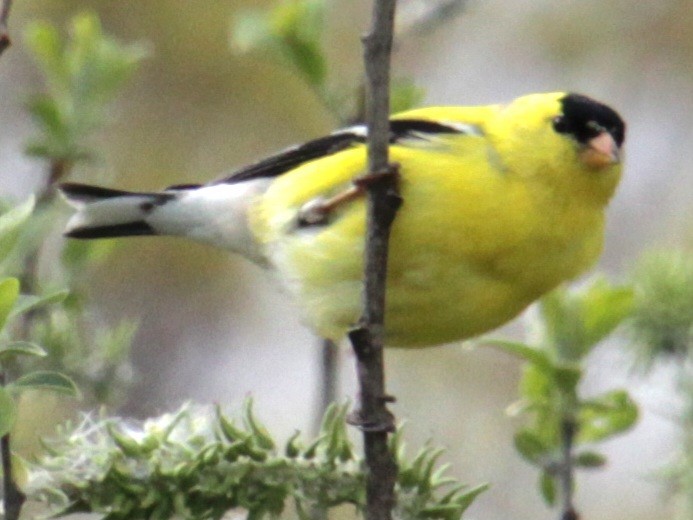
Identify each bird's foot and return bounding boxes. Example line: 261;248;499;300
352;162;400;190
297;163;401;227
297;185;363;226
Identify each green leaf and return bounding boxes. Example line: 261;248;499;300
0;386;16;437
574;451;607;468
538;287;584;361
216;405;249;443
24;13;146;164
24;22;66;91
243;398;275;450
25;96;70;149
552;363;582;395
514;430;549;464
0;278;20;331
108;424;145;458
538;279;634;362
0;197;36;265
539;471;556;506
578;390;638;443
581;279;634;349
0;341;48;360
284;430;301;458
270;1;326;86
279;35;326;88
231;1;327;87
518;363;552;402
10;371;80;398
9;289;69;319
419;503;464;519
485;339;554;373
453;483;489;515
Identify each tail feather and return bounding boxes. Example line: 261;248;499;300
59;183;156;206
58;180;269;262
64;221;156;239
58;183;161;239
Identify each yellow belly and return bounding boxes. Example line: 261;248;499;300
252;144;605;347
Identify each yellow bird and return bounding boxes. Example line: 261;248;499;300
60;92;625;347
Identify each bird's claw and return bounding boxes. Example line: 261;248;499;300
297;163;401;227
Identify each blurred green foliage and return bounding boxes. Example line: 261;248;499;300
628;250;693;364
0;199;79;442
29;401;485;520
24;12;147;164
489;278;638;507
626;250;693;520
230;0;424;123
232;0;327;89
11;11;148;407
231;0;342;119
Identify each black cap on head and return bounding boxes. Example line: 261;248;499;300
553;94;625;148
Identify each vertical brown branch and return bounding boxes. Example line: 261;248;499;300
0;0;14;57
0;373;26;520
348;1;400;520
558;419;578;520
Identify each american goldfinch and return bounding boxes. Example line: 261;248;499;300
60;92;625;347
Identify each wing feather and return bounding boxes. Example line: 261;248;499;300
214;119;477;185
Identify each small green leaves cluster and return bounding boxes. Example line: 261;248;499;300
628;249;693;365
392;429;488;520
15;12;141;407
229;0;424;122
24;12;147;163
626;250;693;519
29;401;483;520
0;199;79;438
489;278;638;506
231;0;327;90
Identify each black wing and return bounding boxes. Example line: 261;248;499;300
213;119;473;186
215;131;360;185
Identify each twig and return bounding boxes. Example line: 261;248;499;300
0;372;26;520
314;339;339;434
347;1;400;520
558;419;578;520
0;0;14;57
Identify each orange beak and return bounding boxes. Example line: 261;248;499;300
579;132;621;169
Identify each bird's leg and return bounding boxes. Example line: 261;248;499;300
352;165;400;190
297;165;401;227
297;185;364;226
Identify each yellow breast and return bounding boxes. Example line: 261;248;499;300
250;113;617;347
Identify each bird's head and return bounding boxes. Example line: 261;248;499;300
490;92;626;204
551;93;625;168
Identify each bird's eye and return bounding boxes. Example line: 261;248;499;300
552;115;568;133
